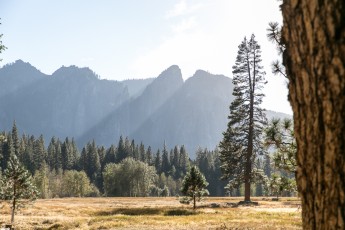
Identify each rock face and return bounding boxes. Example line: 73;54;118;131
79;65;185;148
0;60;129;139
0;60;290;157
131;70;234;155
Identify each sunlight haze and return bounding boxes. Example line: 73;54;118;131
0;0;291;114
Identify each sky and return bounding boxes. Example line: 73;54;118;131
0;0;292;114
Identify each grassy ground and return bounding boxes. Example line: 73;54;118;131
0;197;302;230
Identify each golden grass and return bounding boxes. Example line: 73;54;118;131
0;197;302;229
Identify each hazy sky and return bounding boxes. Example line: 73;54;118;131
0;0;292;114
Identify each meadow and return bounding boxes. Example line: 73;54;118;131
0;197;302;230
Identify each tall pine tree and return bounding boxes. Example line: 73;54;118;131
220;34;267;202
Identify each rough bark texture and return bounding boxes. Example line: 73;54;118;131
281;0;345;229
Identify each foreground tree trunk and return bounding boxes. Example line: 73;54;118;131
281;0;345;228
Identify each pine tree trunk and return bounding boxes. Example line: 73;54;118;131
244;47;255;203
282;0;345;228
11;197;15;224
245;116;253;202
193;194;196;210
245;96;253;202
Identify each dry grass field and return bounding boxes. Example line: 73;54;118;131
0;197;301;230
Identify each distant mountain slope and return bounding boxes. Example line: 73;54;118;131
78;65;184;147
121;78;154;98
132;70;234;155
265;110;292;121
0;61;129;138
0;60;47;97
0;60;291;157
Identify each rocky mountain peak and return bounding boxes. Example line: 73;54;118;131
52;65;100;80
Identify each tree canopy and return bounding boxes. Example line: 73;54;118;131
180;166;209;209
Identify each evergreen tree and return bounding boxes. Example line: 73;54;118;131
161;143;170;175
264;118;296;173
180;166;209;209
79;147;88;172
11;121;20;158
195;148;226;196
211;148;227;196
47;137;57;171
54;139;63;171
146;146;153;165
22;135;35;174
98;145;106;169
18;135;27;163
33;135;46;172
61;138;73;170
116;136;126;163
172;146;180;169
86;140;101;189
196;148;209;173
130;139;139;160
139;142;146;162
169;149;174;168
0;154;39;224
70;138;79;169
220;34;267;202
255;159;264;196
97;145;106;191
124;137;132;158
1;133;14;172
179;145;189;176
104;144;116;166
154;149;162;174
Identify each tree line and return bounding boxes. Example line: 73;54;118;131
0;119;295;200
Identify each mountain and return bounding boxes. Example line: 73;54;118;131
132;70;234;154
0;60;291;157
0;60;47;98
121;78;154;98
0;61;129;138
78;65;184;147
265;110;292;121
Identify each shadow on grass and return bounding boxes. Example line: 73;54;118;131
47;223;64;230
96;207;162;216
282;201;301;206
164;209;196;216
94;207;197;216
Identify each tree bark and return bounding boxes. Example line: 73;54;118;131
11;197;15;224
193;194;196;210
281;0;345;228
245;45;254;202
245;96;253;202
